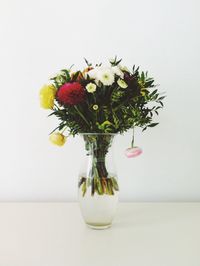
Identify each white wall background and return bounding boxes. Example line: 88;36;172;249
0;0;199;201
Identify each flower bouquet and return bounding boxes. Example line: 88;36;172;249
40;57;164;228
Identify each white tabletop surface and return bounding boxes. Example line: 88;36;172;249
0;202;199;266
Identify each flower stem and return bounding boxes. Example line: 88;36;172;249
61;126;67;134
131;127;135;148
74;106;90;127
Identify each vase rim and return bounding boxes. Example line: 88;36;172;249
80;133;117;136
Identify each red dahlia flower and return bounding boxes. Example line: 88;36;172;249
57;82;85;105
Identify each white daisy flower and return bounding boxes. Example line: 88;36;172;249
117;79;128;89
86;83;97;93
97;68;115;86
112;66;124;79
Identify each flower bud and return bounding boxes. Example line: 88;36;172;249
125;147;142;158
117;78;128;89
49;133;66;146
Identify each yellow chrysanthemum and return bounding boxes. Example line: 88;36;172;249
40;84;56;109
49;133;66;146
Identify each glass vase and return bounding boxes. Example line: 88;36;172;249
78;133;119;229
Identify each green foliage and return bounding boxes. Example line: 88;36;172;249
47;58;165;135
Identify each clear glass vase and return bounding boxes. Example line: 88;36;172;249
78;133;119;229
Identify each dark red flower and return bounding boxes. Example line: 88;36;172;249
57;82;85;105
124;73;141;97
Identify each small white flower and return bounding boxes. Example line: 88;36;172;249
86;83;97;93
112;66;124;79
117;79;128;89
97;68;115;86
93;104;98;110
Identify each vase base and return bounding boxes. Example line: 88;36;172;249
86;223;112;230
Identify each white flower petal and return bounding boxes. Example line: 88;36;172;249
119;65;130;73
86;83;97;93
87;68;98;79
112;66;124;78
97;68;115;86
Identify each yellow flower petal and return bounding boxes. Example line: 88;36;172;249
49;133;66;146
40;84;56;109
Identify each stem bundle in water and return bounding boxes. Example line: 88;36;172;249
79;134;119;197
79;176;119;197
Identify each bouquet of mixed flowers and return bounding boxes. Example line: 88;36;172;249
39;57;164;196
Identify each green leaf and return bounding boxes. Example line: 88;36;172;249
61;69;71;81
148;123;159;127
84;58;92;66
150;89;158;97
